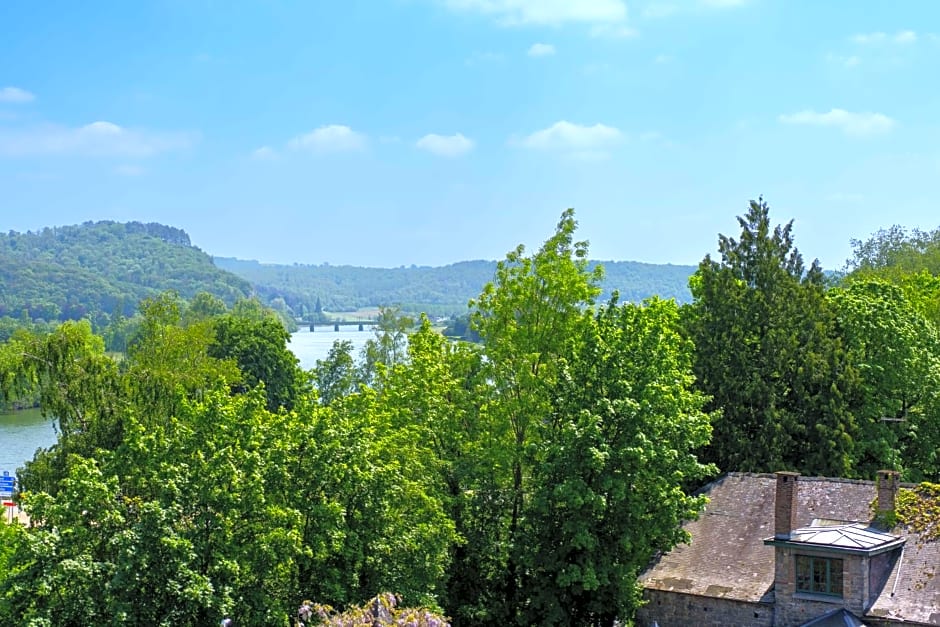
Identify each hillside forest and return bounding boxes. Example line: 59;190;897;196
0;220;695;345
213;256;696;317
1;200;939;626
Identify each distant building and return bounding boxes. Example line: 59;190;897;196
637;471;940;627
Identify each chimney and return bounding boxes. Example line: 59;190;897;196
775;471;800;539
876;470;900;517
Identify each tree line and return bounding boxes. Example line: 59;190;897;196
214;257;696;318
0;200;938;625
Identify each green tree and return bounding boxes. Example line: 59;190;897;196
521;298;715;626
830;279;940;480
185;291;228;324
209;309;305;411
469;208;603;622
359;306;413;386
312;340;360;404
686;198;858;476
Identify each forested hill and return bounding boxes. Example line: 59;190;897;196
214;257;697;316
0;221;251;322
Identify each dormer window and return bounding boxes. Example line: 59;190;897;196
796;555;843;597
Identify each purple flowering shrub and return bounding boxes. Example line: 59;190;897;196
297;593;450;627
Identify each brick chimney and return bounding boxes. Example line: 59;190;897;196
775;471;800;539
876;469;900;516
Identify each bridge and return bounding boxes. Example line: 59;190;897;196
305;319;378;332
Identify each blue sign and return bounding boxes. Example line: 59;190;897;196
0;471;14;492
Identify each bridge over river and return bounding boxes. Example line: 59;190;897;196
306;319;378;332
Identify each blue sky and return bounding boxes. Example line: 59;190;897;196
2;1;939;269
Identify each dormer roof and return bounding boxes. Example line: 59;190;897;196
764;519;904;555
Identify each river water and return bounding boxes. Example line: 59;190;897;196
0;327;373;476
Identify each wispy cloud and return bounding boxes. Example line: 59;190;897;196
513;120;623;158
778;109;896;137
416;133;475;157
527;42;556;57
0;121;194;157
0;87;36;104
851;30;918;45
252;146;278;160
288;125;367;152
444;0;627;26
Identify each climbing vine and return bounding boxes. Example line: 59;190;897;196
895;482;940;541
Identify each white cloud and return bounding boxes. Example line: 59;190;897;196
416;132;475;157
445;0;627;26
527;42;556;57
0;87;36;103
288;125;367;152
252;146;278;160
778;109;896;137
852;30;918;45
654;53;673;64
513;120;623;158
0;120;194;157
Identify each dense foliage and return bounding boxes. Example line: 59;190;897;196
214;256;695;317
3;204;940;626
0;221;251;325
685;199;940;482
0;212;712;626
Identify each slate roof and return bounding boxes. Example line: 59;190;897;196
639;472;940;625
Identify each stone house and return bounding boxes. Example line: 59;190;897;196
637;471;939;627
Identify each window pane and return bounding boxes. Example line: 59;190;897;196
794;556;843;597
812;560;827;592
796;556;811;592
829;559;843;595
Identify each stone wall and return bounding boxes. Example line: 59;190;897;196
772;544;871;626
636;589;773;627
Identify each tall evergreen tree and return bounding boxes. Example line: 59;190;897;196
686;198;858;476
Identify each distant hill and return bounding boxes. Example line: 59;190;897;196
0;221;252;322
214;257;696;317
0;219;696;327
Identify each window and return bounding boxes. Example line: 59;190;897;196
795;555;843;597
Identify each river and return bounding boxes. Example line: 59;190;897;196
0;327;373;476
